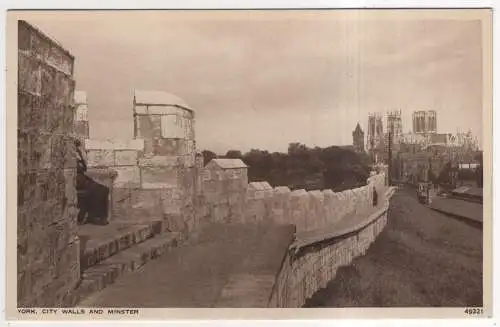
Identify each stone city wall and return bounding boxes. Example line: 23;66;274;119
268;186;394;308
195;159;386;233
17;20;80;307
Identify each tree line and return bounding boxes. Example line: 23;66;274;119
201;143;372;192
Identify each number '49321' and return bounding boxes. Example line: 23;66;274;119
464;308;483;315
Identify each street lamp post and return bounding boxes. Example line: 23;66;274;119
388;123;393;187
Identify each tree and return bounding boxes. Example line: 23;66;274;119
225;150;243;159
475;151;483;188
201;150;217;166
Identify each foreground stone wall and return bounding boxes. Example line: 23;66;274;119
268;187;394;308
17;20;80;307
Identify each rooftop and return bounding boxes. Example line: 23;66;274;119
134;89;192;110
208;158;247;169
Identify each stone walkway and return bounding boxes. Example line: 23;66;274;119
78;222;295;308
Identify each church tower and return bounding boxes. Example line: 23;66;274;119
352;122;365;153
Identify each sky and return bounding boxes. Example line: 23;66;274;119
25;11;484;154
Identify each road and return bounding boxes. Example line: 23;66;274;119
305;186;483;307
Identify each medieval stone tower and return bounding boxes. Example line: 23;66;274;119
352;123;365;153
132;90;197;231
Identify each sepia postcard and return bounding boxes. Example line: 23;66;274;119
4;8;493;321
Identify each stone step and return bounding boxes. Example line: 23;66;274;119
79;219;166;271
73;232;182;307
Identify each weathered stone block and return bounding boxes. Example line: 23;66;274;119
62;104;74;134
41;63;56;98
156;138;185;156
140;166;178;189
161;198;183;215
87;149;115;167
138;155;181;167
54;71;73;107
18;21;31;52
137;115;161;140
17;130;31;174
114;150;138;166
113;187;132;204
18;53;41;94
46;42;73;76
17;269;33;303
31;132;52;170
159;187;184;201
18;92;35;131
34;169;50;202
85;138;144;151
50;134;67;170
55;241;79;278
130;189;161;207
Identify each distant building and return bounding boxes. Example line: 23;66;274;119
386;110;403;143
367;113;384;162
352;123;365;153
412;110;437;134
429;133;448;144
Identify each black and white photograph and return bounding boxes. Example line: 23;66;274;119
6;8;493;320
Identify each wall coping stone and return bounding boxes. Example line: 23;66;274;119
290;189;307;197
248;181;272;191
309;190;324;199
322;189;335;196
274;186;291;194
